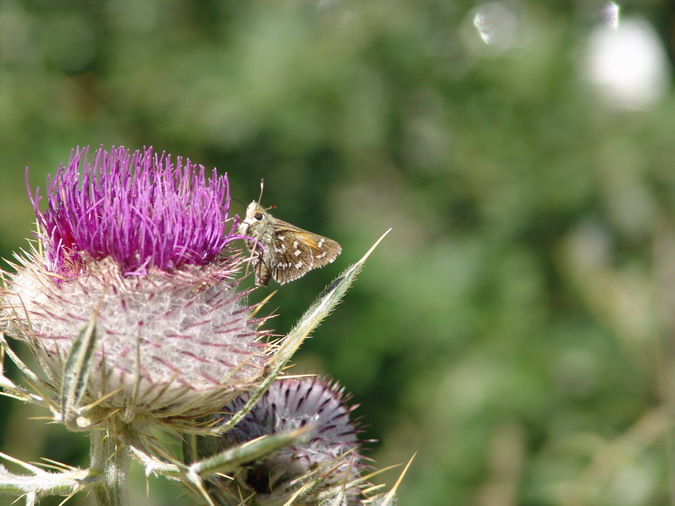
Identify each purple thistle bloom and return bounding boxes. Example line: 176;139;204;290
29;145;238;277
2;146;270;424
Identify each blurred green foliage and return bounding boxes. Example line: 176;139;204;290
2;0;675;504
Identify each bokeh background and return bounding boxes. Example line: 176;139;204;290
1;0;675;504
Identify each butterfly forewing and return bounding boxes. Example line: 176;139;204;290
268;224;341;285
304;234;342;268
270;229;315;284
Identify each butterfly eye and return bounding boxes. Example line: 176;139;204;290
254;212;263;220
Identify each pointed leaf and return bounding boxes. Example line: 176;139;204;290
60;313;98;426
216;229;391;434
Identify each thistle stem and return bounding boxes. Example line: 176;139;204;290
89;428;131;506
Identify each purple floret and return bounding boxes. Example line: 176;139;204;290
28;146;237;277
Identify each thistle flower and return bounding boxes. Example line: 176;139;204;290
207;377;367;504
1;146;269;427
30;146;236;278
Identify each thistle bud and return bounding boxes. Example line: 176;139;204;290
209;378;367;503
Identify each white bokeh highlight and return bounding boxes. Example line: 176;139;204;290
582;11;669;110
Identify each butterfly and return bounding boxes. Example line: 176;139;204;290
238;201;342;286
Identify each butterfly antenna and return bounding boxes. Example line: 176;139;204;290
258;178;265;204
258;178;277;211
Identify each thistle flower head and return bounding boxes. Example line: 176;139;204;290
1;146;269;427
213;377;367;503
29;145;237;277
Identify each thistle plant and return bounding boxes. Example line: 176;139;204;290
0;145;400;505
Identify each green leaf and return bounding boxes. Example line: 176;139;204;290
60;312;98;428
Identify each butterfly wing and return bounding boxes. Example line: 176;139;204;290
268;221;342;285
304;234;342;269
271;234;315;285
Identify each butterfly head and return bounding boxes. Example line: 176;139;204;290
241;201;273;233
